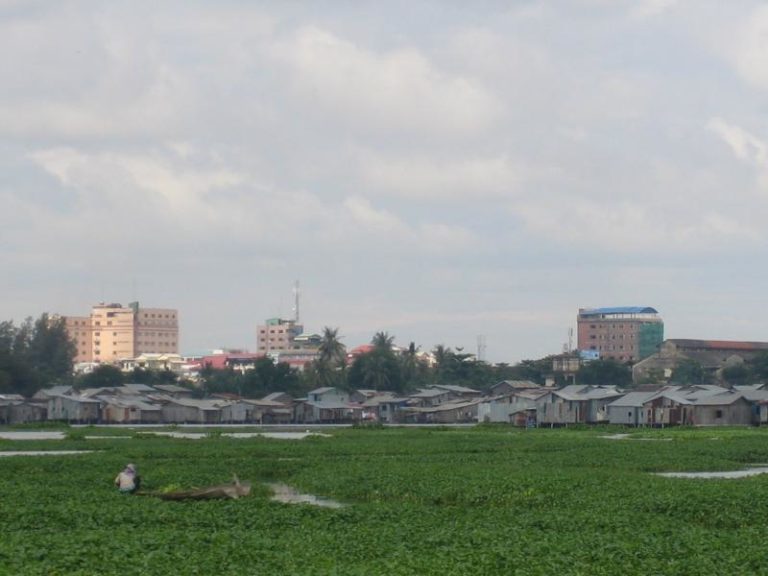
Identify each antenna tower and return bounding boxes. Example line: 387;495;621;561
293;280;300;323
477;335;487;362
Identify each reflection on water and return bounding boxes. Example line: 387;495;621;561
267;482;346;508
0;450;94;457
656;467;768;479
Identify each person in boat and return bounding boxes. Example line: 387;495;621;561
114;463;141;494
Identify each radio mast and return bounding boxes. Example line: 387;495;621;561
477;335;487;362
292;280;300;323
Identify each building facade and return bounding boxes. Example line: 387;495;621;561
577;306;663;363
632;339;768;383
64;302;178;364
257;318;303;354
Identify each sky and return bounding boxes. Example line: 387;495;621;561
2;0;768;363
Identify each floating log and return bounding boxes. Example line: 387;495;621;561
150;474;251;501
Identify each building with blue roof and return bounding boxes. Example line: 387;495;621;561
577;306;663;363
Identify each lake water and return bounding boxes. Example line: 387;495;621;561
656;467;768;479
267;482;346;508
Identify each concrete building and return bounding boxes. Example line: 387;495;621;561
256;318;321;369
632;339;768;384
64;302;178;364
257;318;305;354
577;306;664;363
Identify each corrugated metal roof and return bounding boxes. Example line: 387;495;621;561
433;384;480;394
608;392;657;407
405;399;482;414
411;388;451;398
691;392;746;406
554;385;624;401
304;401;357;410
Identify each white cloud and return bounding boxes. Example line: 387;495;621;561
357;152;523;200
707;117;768;167
708;117;768;189
342;196;407;235
630;0;680;19
28;147;245;221
272;26;502;138
731;6;768;91
514;192;762;254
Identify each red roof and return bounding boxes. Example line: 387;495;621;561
348;344;374;357
671;339;768;351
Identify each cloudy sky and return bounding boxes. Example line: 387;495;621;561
2;1;768;362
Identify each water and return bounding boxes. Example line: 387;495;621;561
656;467;768;479
267;482;346;508
0;450;94;457
146;431;328;440
0;431;66;440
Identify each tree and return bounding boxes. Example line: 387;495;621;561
721;364;749;386
748;352;768;382
347;332;403;392
313;327;346;389
371;331;394;350
29;314;76;385
495;358;550;385
77;364;124;388
318;327;346;365
577;359;632;387
671;358;707;385
400;342;429;392
0;314;76;396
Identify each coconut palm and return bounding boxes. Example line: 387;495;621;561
313;327;346;388
318;327;345;365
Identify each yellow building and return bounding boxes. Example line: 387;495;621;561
65;302;178;364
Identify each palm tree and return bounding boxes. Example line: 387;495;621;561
318;327;345;365
372;331;394;351
314;327;346;388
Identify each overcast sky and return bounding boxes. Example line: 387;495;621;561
2;1;768;362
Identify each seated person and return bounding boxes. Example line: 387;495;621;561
114;463;141;494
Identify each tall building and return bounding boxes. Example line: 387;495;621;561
256;318;305;354
577;306;663;363
64;302;179;364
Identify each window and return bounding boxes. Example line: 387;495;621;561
716;409;723;418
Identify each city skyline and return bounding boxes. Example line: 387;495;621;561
3;2;768;362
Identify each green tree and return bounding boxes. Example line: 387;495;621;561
312;327;346;389
0;315;76;396
748;352;768;382
501;358;550;385
577;359;632;387
721;364;749;386
400;342;429;392
348;332;403;392
77;364;124;388
29;314;76;385
671;358;707;385
318;327;346;365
